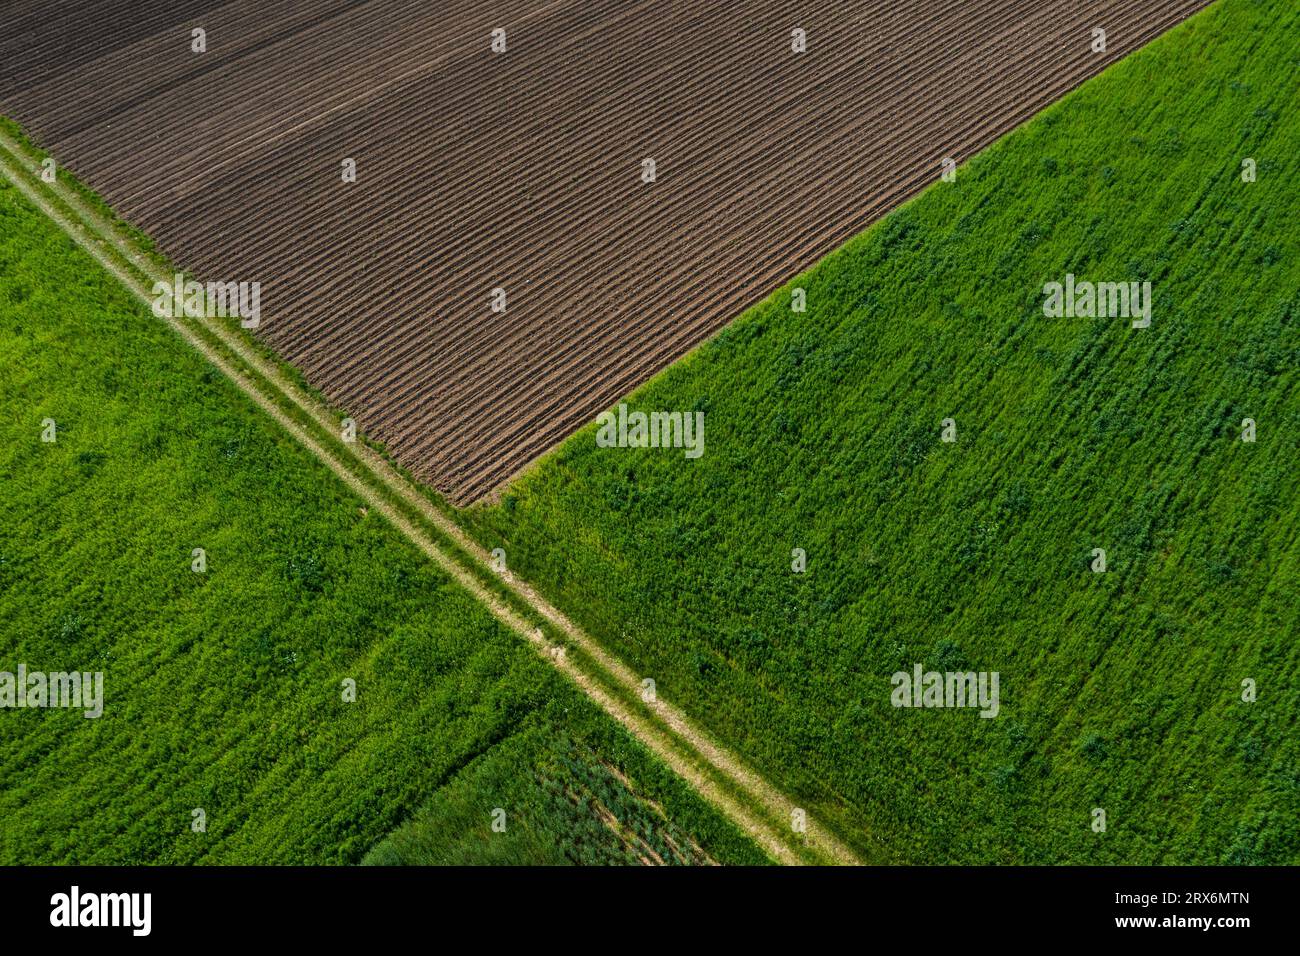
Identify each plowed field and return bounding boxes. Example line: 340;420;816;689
0;0;1213;502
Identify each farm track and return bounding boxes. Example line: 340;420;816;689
0;0;1213;502
0;134;862;865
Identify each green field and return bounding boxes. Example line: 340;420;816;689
465;0;1300;863
0;177;763;866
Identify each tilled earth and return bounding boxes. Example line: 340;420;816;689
1;0;1213;502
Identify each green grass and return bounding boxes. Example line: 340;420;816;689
465;0;1300;864
0;174;764;866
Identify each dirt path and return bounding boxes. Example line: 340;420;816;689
0;135;861;866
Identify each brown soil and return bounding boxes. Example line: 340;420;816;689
0;0;1213;502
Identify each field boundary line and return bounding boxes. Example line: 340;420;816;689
0;137;862;865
